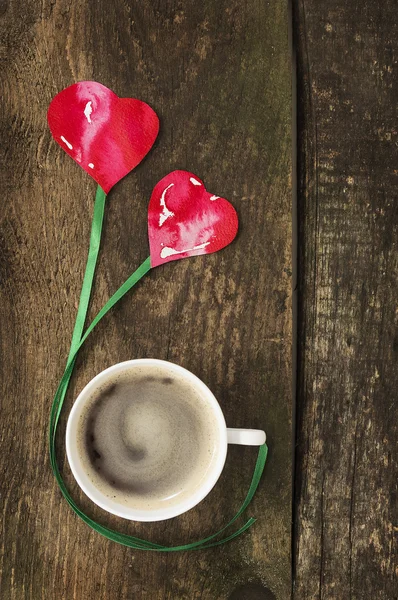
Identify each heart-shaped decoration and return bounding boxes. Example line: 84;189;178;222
47;81;159;193
148;171;238;267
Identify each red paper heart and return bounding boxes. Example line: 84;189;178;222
47;81;159;193
148;171;238;267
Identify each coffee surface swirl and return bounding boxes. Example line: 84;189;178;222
77;365;220;511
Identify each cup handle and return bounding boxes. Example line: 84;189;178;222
227;428;266;446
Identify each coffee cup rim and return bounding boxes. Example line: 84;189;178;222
66;358;228;522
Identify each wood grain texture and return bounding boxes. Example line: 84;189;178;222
294;1;397;598
0;1;292;599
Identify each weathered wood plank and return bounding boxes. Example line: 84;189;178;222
294;1;397;598
0;1;292;598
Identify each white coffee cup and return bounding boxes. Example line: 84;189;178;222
66;359;266;522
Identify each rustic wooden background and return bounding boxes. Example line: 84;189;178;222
0;1;292;599
1;0;397;598
294;1;397;599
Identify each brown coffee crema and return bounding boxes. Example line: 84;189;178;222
77;365;220;511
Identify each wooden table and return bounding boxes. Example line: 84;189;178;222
294;2;397;598
0;1;396;599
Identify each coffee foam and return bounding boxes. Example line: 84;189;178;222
76;365;220;511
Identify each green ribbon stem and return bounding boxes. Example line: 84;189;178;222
68;185;107;362
49;185;268;552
